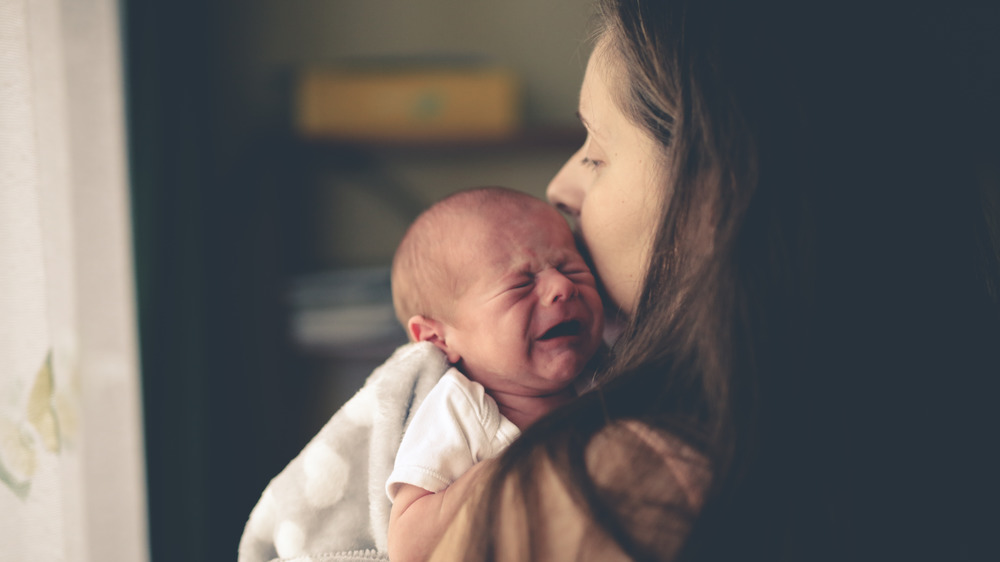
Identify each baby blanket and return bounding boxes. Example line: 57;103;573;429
238;342;449;562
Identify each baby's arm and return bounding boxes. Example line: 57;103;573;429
387;461;491;562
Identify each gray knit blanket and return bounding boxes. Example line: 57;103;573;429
238;342;448;562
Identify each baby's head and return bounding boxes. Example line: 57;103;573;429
391;187;604;397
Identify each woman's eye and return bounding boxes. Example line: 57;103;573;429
580;156;604;170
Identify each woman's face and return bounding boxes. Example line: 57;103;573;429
547;39;665;316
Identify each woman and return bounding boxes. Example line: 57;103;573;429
430;0;1000;560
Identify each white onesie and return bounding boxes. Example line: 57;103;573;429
385;368;520;501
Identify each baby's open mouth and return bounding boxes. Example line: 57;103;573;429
539;320;583;340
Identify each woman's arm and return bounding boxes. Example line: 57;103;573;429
387;460;493;562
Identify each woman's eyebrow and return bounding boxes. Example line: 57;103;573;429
576;110;606;141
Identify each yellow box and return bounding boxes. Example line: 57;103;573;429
296;66;521;142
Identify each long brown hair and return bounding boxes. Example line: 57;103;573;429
463;0;1000;559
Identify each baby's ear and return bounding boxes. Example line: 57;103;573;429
407;315;461;364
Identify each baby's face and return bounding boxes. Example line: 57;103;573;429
442;204;604;397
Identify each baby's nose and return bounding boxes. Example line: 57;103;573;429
539;270;577;305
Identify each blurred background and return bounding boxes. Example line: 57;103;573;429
126;0;592;559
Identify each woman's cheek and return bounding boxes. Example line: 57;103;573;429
580;210;639;314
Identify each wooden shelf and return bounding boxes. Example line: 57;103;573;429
294;127;585;153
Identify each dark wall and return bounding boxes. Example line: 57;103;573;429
124;2;313;559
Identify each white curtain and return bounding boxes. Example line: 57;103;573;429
0;0;148;560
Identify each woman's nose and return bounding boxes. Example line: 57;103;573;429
546;146;586;220
539;270;577;305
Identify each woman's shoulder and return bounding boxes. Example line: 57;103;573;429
430;418;712;561
589;419;710;505
584;419;711;558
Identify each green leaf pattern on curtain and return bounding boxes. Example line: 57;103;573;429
0;350;77;499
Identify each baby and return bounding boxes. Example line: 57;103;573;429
385;186;605;561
